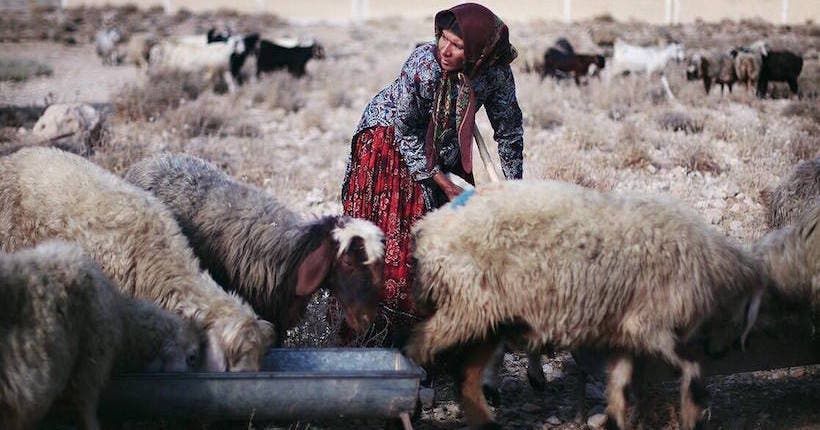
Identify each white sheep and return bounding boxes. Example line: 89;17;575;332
0;241;201;430
148;33;248;91
0;147;274;372
765;157;820;229
404;180;765;430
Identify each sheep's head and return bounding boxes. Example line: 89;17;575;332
290;217;383;333
149;315;203;372
686;54;702;80
203;298;275;372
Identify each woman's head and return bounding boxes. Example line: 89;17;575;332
434;3;516;76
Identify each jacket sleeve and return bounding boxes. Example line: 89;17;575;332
393;48;440;181
483;65;524;180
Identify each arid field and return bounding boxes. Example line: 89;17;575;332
1;5;819;430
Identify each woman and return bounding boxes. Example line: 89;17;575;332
340;3;524;346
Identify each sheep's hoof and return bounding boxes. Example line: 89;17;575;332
527;368;547;392
481;383;501;407
478;421;503;430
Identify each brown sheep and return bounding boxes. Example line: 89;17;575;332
0;147;273;372
0;241;200;430
125;153;385;345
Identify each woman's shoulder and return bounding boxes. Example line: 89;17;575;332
402;42;440;82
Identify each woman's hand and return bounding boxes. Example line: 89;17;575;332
432;172;464;201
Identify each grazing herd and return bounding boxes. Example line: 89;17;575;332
94;27;326;90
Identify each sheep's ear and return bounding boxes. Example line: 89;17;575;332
296;241;332;296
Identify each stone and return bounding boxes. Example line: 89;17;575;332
545;415;562;425
587;412;608;428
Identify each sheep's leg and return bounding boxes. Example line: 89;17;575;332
787;78;799;96
526;349;547;391
604;353;633;430
654;338;708;430
451;337;502;429
481;342;506;406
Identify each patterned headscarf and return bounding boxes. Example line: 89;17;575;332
425;3;517;176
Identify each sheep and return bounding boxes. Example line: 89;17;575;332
765;157;820;229
404;180;765;430
94;28;123;66
608;39;684;77
686;51;737;94
754;203;819;333
124;153;385;345
148;33;252;92
123;32;158;68
0;241;201;430
757;49;803;98
0;147;274;372
732;48;761;92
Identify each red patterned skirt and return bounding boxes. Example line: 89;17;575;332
340;125;428;344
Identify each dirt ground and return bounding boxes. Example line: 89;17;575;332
1;6;819;430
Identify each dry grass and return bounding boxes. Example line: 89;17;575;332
114;69;208;122
0;58;52;82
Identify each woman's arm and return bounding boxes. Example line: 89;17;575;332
483;65;524;180
393;46;441;182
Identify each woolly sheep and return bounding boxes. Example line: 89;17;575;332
125;153;385;344
732;49;761;92
404;180;765;430
0;147;274;372
0;241;200;430
124;32;158;68
765;157;820;229
755;203;819;329
148;33;249;91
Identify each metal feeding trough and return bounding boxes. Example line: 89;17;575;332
100;348;423;427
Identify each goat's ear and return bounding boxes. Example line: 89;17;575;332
296;240;332;296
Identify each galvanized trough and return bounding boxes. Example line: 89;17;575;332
100;348;423;422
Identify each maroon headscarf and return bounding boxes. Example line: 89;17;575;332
425;3;517;176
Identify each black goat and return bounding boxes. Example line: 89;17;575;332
255;39;325;78
757;50;803;98
541;39;605;85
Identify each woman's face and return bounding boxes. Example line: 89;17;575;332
437;29;465;72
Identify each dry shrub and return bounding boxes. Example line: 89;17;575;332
787;128;820;163
526;106;563;129
617;121;656;169
261;72;307;112
782;101;820;124
0;58;52;82
657;110;703;134
564;122;609;151
163;97;229;138
678;143;722;175
114;69;208;121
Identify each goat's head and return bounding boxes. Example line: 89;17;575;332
312;43;326;60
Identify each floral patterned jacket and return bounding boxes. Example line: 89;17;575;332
355;42;524;182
